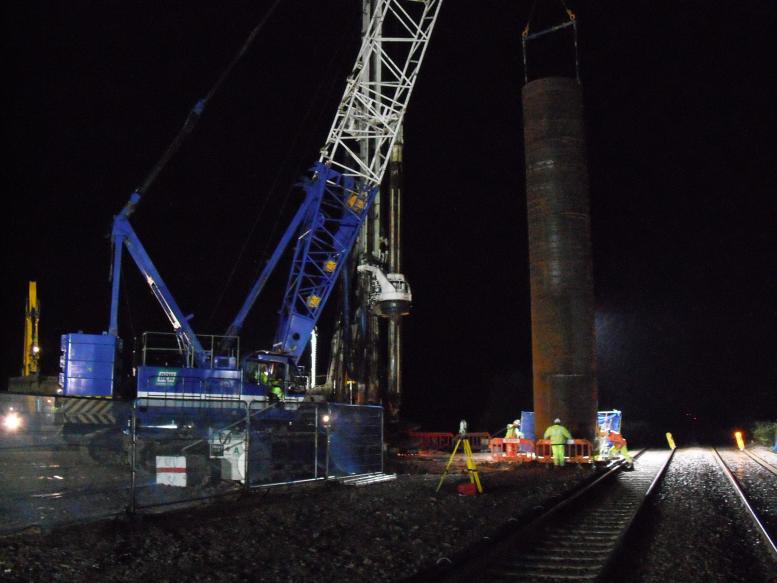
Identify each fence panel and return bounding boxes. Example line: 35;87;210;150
0;393;132;533
326;404;383;478
131;398;247;510
1;395;388;531
248;402;322;487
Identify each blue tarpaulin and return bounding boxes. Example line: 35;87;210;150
597;410;622;433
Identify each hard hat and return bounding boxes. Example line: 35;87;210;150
554;418;561;424
513;419;520;425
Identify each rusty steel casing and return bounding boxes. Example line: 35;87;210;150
522;77;598;442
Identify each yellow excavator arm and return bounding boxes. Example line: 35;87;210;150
22;281;40;376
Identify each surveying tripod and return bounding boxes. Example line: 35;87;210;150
435;421;483;494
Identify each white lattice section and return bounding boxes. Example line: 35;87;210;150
319;0;442;188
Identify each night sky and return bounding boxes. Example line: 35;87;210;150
3;1;775;442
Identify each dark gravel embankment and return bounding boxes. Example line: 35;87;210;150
0;458;595;582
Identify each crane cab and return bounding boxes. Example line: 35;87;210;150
241;351;307;404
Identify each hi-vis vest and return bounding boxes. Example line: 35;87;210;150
544;424;571;445
608;431;627;448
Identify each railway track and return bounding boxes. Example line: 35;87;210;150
408;448;674;582
713;447;777;561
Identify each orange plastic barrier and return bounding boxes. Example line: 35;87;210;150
535;439;594;464
489;437;535;462
409;432;492;452
567;439;594;463
467;432;492;452
535;439;553;463
408;432;454;450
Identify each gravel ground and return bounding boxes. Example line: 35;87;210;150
0;456;595;582
617;447;777;582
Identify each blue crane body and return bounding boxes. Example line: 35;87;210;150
56;1;443;483
61;163;376;406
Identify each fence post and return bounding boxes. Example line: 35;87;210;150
314;404;319;479
325;404;331;479
380;407;384;474
128;400;137;514
244;402;250;491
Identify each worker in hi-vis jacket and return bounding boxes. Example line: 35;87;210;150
544;418;572;466
607;430;634;469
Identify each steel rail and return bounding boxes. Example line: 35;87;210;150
406;449;675;582
743;448;777;478
712;448;777;561
596;447;675;581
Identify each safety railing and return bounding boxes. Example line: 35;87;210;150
489;437;535;462
0;392;385;533
0;393;132;533
535;439;553;462
567;439;594;463
248;402;322;487
535;439;594;464
467;432;492;452
326;403;383;478
408;431;492;452
139;331;240;369
130;397;248;511
408;431;455;451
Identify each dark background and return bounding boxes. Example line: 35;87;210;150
2;1;775;444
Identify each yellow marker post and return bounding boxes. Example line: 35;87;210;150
734;431;745;451
665;432;676;450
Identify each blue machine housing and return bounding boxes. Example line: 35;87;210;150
59;333;117;396
136;366;249;400
62;156;377;403
520;411;535;440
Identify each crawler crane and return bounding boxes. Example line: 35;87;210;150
58;1;443;479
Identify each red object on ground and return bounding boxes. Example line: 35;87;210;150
457;482;478;496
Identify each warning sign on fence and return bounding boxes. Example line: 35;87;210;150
156;456;187;487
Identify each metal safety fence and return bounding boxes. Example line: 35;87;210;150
248;402;323;487
326;403;383;477
130;398;247;511
0;393;385;533
0;393;132;533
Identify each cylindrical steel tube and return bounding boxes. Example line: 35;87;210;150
386;136;403;421
523;77;597;442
